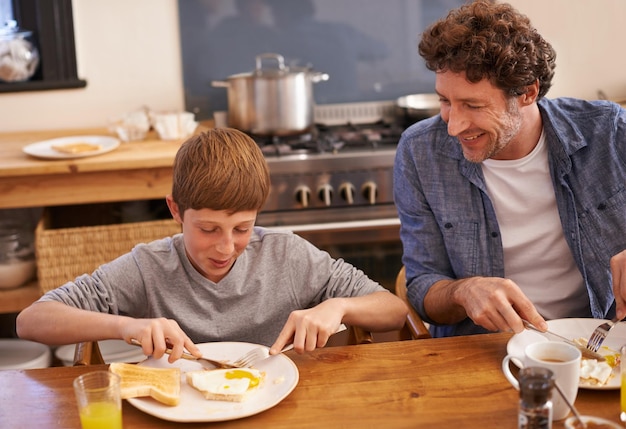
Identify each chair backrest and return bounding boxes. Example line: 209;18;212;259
73;341;105;366
395;266;431;340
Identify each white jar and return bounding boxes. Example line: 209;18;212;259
0;223;36;289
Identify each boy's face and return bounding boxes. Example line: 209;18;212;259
168;197;257;283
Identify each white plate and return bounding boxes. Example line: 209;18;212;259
126;342;299;422
507;318;624;390
55;340;146;366
0;339;51;369
565;415;623;429
22;135;120;159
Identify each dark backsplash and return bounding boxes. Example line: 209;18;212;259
177;0;463;121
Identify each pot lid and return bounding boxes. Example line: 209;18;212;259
221;53;327;83
253;53;309;77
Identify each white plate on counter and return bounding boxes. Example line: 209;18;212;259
22;135;120;159
126;341;299;422
507;318;624;390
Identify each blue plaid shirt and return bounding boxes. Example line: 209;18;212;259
394;97;626;337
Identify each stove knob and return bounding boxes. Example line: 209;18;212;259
339;182;355;205
317;184;333;206
295;186;311;208
361;181;378;205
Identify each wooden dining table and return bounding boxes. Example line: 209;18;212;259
0;333;621;428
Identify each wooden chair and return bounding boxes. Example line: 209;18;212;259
349;326;374;344
395;266;431;340
73;341;105;366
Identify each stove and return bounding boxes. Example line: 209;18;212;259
252;101;404;230
255;120;405;157
244;101;411;290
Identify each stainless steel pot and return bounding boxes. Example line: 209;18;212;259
212;53;329;136
395;93;441;126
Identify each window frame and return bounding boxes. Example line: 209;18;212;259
1;0;86;93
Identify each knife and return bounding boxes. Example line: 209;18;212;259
521;319;605;361
129;338;239;368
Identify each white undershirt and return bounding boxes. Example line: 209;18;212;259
481;132;590;319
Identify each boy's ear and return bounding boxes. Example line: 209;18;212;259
165;195;183;224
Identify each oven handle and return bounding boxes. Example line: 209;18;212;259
269;217;400;233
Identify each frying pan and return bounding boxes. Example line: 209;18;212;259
396;93;441;126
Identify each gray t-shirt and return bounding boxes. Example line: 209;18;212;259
39;226;386;346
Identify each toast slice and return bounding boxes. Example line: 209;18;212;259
109;362;181;406
186;368;263;402
51;142;101;154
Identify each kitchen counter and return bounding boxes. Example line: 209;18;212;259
0;125;210;313
0;128;196;209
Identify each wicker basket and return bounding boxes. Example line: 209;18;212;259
35;217;181;293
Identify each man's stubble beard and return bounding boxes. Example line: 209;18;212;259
462;98;523;163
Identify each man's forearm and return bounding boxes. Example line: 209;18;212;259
422;278;470;324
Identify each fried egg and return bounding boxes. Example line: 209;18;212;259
580;359;614;385
186;368;263;401
573;337;620;386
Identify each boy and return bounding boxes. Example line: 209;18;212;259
17;128;407;361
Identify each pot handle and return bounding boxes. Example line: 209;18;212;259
211;80;229;88
255;53;286;74
311;72;330;84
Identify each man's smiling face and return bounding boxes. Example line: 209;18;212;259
436;70;525;162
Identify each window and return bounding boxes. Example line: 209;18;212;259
0;0;86;93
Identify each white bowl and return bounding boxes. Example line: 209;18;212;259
564;415;622;429
0;339;51;369
55;339;146;366
0;260;36;289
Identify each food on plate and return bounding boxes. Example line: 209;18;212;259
186;368;264;402
108;362;181;406
51;142;102;154
573;338;620;386
579;359;614;385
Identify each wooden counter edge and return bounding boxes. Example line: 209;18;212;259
0;280;41;313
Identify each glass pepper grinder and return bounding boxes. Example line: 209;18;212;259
518;366;554;429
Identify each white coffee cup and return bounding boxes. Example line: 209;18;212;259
502;341;581;421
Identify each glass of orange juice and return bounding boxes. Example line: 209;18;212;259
73;371;123;429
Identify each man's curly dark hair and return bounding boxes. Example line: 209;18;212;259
419;0;556;100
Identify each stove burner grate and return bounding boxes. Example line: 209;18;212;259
254;121;404;157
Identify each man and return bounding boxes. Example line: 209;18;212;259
394;0;626;337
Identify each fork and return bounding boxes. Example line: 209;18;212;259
232;344;291;368
129;339;240;369
233;323;349;368
586;316;621;353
